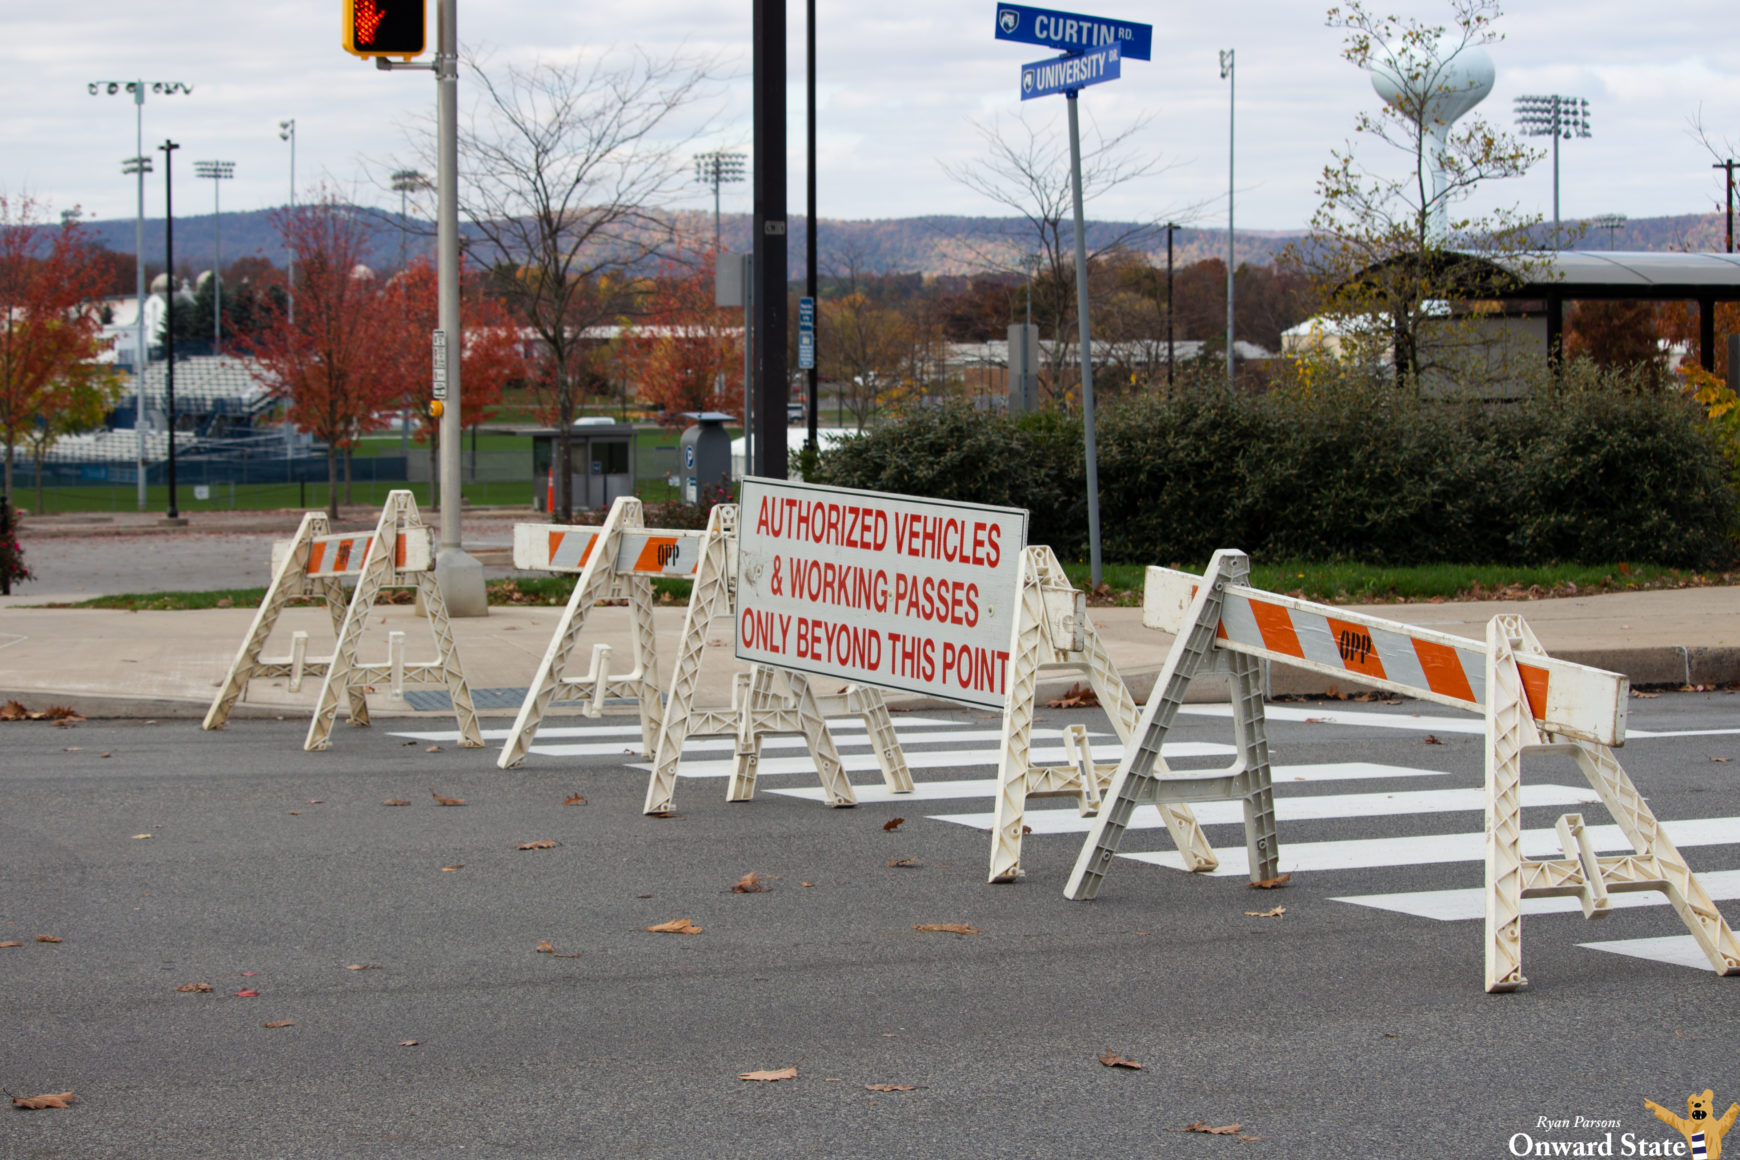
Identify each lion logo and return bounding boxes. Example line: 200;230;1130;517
1645;1090;1739;1160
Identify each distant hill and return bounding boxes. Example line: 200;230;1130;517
71;205;1740;281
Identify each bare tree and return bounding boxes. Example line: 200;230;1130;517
939;110;1190;406
423;48;719;520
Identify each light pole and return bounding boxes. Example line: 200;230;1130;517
1514;94;1591;248
390;168;430;270
1163;221;1178;388
694;150;747;256
1219;49;1235;394
193;160;235;353
1590;213;1626;251
279;119;296;324
88;79;190;510
159;138;182;523
1713;160;1738;254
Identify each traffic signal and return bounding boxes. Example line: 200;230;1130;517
343;0;425;59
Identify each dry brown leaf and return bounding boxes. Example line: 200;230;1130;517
882;817;905;831
535;941;556;954
174;982;212;993
517;840;557;850
398;1040;419;1047
914;923;980;935
564;793;587;805
34;935;62;943
440;863;464;872
646;918;702;935
425;745;442;753
344;963;383;971
98;753;111;759
887;857;920;868
1239;1135;1265;1143
431;792;465;806
732;872;771;893
131;833;152;840
10;1092;75;1110
1244;906;1287;918
1712;757;1734;763
865;1084;918;1092
382;799;411;807
0;941;23;948
738;1066;798;1082
1047;682;1101;709
1174;1121;1244;1136
261;1020;295;1029
1098;1050;1143;1070
800;881;814;888
646;811;678;818
1632;690;1661;699
1421;734;1444;745
1249;873;1292;890
0;700;28;720
1021;825;1032;835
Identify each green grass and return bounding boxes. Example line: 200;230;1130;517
39;575;695;611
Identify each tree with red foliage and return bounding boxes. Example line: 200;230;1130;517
622;250;740;424
239;192;399;517
0;195;111;511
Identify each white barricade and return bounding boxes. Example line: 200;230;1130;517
1065;549;1740;992
497;497;706;769
203;490;482;751
640;502;915;814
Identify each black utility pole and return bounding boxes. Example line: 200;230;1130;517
1164;222;1177;388
752;0;788;479
1715;160;1738;253
805;0;818;453
160;138;181;521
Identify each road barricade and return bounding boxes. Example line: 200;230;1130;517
203;490;482;751
1065;549;1740;991
640;502;915;814
497;497;705;769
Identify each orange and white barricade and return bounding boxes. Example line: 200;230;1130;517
203;490;482;751
1066;548;1740;992
640;502;914;814
497;497;702;768
986;544;1216;883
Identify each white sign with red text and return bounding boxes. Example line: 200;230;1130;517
735;478;1029;709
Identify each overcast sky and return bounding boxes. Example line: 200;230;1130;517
8;0;1740;238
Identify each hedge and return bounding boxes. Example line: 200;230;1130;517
809;369;1739;569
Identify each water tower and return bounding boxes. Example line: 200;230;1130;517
1369;45;1495;240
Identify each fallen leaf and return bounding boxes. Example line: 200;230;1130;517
1249;873;1292;890
240;972;257;976
425;745;442;753
1021;825;1032;835
646;811;678;818
1047;682;1100;709
344;963;383;971
1421;735;1444;745
0;700;27;720
517;840;557;850
233;989;260;998
646;918;702;935
732;872;771;893
635;893;653;898
865;1084;918;1092
1239;1135;1265;1143
131;833;152;840
1712;757;1733;763
288;811;301;816
98;753;111;759
1244;907;1287;918
1174;1121;1243;1136
398;1040;419;1047
34;935;62;944
887;857;920;868
261;1020;295;1029
10;1092;75;1110
382;799;411;807
882;817;905;831
739;1066;798;1082
62;747;81;751
1632;690;1662;699
0;941;23;949
914;923;980;935
306;800;324;805
431;792;465;806
1098;1050;1143;1070
1303;716;1330;724
536;941;555;954
174;982;212;993
564;793;587;805
440;863;465;872
800;882;814;888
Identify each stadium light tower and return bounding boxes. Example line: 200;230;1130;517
193;160;235;352
694;150;747;254
1515;94;1591;248
1590;213;1626;251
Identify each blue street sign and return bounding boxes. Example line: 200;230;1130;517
994;3;1151;62
1021;44;1120;100
798;296;816;370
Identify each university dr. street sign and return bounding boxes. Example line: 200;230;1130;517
1021;44;1120;100
994;2;1152;62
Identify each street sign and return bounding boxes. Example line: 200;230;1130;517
1021;44;1120;100
736;478;1029;709
994;2;1151;62
431;330;447;401
798;295;816;370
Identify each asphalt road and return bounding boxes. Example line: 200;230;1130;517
3;694;1737;1159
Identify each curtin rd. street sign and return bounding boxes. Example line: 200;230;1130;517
994;2;1152;62
1021;44;1120;100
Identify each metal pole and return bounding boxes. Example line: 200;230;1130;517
1552;97;1561;246
160;139;180;521
437;0;460;550
752;0;789;480
805;0;818;452
280;119;295;327
1166;222;1175;389
1221;49;1235;393
1716;160;1737;254
213;173;222;351
133;84;147;510
1066;92;1101;589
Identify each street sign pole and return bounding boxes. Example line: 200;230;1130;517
1065;91;1102;589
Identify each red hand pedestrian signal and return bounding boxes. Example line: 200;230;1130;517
343;0;425;58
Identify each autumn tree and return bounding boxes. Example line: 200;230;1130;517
623;249;741;423
239;193;399;517
0;195;113;511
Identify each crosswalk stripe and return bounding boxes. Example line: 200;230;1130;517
1334;869;1740;922
1123;816;1740;877
629;741;1236;780
1181;704;1485;735
1578;936;1715;971
533;728;1114;760
388;716;959;744
929;784;1602;835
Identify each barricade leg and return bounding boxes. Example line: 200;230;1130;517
204;513;326;730
416;569;482;748
727;665;777;801
306;524;396;750
726;667;855;807
625;573;664;758
1229;643;1279;883
988;552;1050;882
1483;618;1534;992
